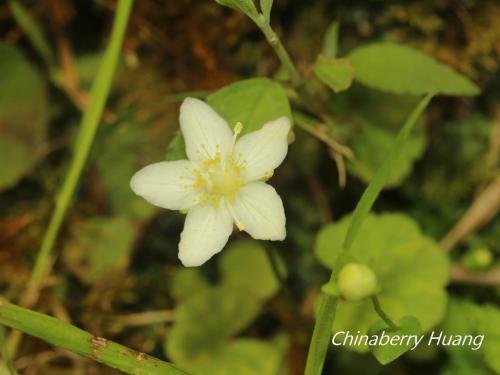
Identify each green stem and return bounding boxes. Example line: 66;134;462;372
0;301;189;375
304;94;433;375
28;0;133;295
8;0;56;68
371;296;398;331
8;0;134;356
303;290;337;375
263;245;286;285
256;17;301;86
342;94;433;251
293;111;353;158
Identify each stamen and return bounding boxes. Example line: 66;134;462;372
230;122;243;153
265;169;274;179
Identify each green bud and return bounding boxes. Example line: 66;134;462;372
462;248;493;271
337;262;378;301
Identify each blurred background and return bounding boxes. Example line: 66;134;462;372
0;0;499;374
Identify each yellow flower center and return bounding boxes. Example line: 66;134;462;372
208;168;241;197
194;154;243;206
193;123;246;207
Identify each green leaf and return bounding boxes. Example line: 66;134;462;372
180;339;285;375
260;0;273;21
165;131;187;161
206;78;291;134
169;268;209;301
348;43;480;96
315;213;449;352
166;288;283;375
338;90;427;186
95;122;159;220
478;306;500;373
220;240;285;300
63;217;135;283
368;316;422;364
166;241;287;374
166;287;260;362
0;43;48;190
442;298;500;374
0;138;33;190
322;21;340;58
313;55;354;93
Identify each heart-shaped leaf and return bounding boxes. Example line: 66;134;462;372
368;315;422;364
315;213;449;352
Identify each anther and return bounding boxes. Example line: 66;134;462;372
234;122;243;135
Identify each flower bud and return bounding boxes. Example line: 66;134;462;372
462;248;493;271
337;262;378;301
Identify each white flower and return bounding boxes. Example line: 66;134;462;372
130;97;291;267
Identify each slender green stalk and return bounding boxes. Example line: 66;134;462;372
263;245;286;285
8;0;134;357
255;17;301;86
304;94;433;375
219;4;300;85
0;301;189;375
341;94;433;251
8;0;55;68
303;291;337;375
293;111;353;158
371;296;398;331
27;0;134;297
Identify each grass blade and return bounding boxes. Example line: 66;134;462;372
7;0;135;358
0;300;189;375
7;0;55;67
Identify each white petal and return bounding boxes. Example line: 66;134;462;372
180;97;233;162
234;117;291;182
130;160;199;211
178;203;234;267
231;182;286;241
